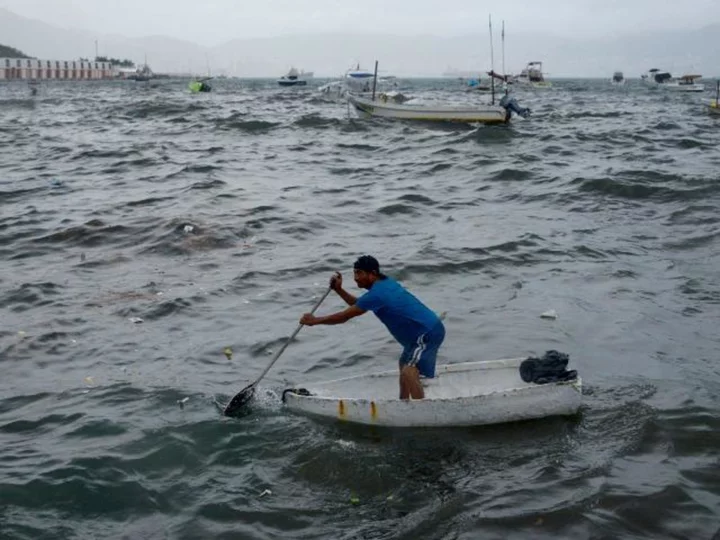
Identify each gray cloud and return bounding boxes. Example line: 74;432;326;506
1;1;718;77
1;0;718;46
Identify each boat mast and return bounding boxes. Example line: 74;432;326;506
501;20;506;91
372;60;378;100
489;15;495;105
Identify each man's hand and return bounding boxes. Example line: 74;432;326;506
329;272;342;291
300;313;318;326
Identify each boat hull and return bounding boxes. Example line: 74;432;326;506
278;80;308;87
664;84;705;92
284;358;582;428
348;94;509;124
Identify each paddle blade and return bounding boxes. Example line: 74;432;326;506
223;384;256;417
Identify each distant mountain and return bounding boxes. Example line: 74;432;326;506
0;8;207;74
1;7;718;78
0;43;31;58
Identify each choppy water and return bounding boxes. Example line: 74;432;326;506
1;77;719;539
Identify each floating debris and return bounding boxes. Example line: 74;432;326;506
177;397;190;409
349;495;360;505
183;225;194;234
84;377;94;386
128;317;144;324
223;347;233;360
17;331;26;339
540;310;557;320
259;489;272;498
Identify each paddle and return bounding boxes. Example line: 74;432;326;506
222;286;333;417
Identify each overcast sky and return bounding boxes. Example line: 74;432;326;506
1;0;718;46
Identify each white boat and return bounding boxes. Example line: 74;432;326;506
644;69;705;92
347;92;528;124
278;67;312;87
611;71;625;85
283;357;582;428
642;68;672;85
664;74;705;92
318;76;398;100
345;64;377;92
513;61;552;88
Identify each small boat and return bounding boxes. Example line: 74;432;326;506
283;357;582;428
513;61;552;88
644;70;705;92
642;68;672;85
347;91;528;124
189;79;212;93
664;74;705;92
319;75;399;101
611;71;625;85
641;68;672;85
278;67;312;87
464;77;493;92
345;64;377;92
127;63;154;82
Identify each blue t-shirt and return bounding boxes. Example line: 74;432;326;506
356;277;440;347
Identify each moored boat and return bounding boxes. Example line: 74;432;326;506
611;71;625;85
664;74;704;92
513;61;552;88
283;356;582;428
189;78;212;93
347;91;528;124
278;67;312;87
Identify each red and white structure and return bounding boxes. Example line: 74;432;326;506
0;58;116;80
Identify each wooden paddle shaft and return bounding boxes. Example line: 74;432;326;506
251;287;333;387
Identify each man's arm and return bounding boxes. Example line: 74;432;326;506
335;287;357;306
330;272;357;306
301;305;365;326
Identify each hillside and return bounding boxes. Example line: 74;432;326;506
0;6;718;77
0;43;31;58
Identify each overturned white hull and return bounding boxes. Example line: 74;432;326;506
347;93;509;124
283;358;582;428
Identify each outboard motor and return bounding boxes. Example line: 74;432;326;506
500;94;530;118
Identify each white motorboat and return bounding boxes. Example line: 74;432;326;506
278;67;312;87
283;357;582;428
642;68;672;85
664;74;705;92
642;69;704;91
513;61;552;88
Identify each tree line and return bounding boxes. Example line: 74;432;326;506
0;44;31;58
93;56;135;67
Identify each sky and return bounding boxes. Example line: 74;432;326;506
1;0;718;47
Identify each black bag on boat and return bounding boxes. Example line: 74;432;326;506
520;350;577;384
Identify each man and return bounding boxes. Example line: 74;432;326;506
300;255;445;400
